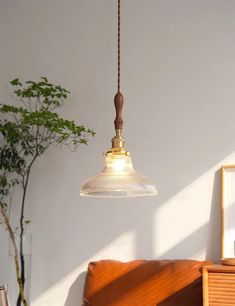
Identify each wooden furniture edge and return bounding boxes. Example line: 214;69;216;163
203;264;235;272
202;266;209;306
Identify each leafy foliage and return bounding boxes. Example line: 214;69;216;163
0;76;95;209
0;77;94;306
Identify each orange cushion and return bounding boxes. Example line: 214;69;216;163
83;259;211;306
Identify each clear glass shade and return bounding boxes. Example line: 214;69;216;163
80;152;157;198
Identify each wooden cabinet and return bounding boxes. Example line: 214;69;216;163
203;265;235;306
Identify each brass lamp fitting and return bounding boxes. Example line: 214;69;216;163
106;129;129;156
112;129;125;149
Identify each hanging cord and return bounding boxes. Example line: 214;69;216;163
113;0;124;136
117;0;121;92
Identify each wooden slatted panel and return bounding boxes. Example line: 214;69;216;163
208;272;235;305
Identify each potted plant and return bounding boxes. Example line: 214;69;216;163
0;77;95;306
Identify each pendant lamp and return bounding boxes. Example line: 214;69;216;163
80;0;157;198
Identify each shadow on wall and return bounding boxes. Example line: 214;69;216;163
65;272;86;306
206;170;221;261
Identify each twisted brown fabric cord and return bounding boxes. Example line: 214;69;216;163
117;0;121;92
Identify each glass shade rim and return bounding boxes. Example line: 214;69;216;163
80;174;158;198
80;189;158;198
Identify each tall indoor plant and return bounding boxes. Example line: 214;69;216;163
0;77;95;306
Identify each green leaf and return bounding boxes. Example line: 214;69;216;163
10;78;22;86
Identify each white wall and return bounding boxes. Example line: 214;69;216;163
1;0;235;305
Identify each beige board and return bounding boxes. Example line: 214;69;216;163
221;165;235;264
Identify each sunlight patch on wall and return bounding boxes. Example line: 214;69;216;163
31;231;136;306
153;152;235;260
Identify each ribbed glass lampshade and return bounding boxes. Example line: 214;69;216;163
80;152;157;198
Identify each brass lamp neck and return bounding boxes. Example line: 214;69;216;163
112;129;125;149
108;128;128;155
